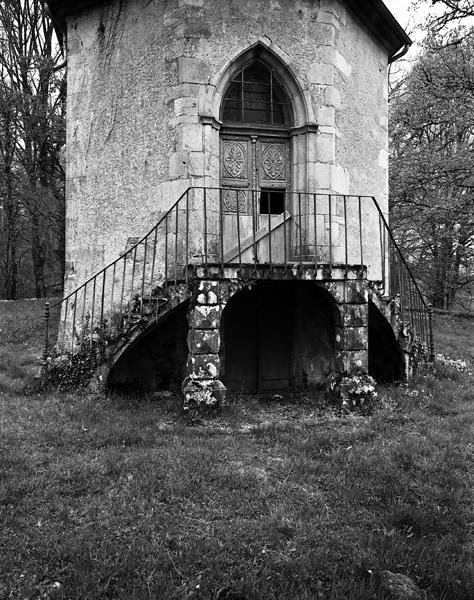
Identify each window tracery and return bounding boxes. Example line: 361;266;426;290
221;61;291;125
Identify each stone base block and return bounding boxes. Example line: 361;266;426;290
336;350;368;374
182;377;227;411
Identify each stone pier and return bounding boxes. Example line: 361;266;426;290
182;270;371;410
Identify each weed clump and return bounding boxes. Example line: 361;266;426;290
45;345;100;391
327;373;378;415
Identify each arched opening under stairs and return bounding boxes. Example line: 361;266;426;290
220;281;340;393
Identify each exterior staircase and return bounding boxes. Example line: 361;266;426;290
42;187;434;400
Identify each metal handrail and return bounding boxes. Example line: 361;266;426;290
49;186;193;310
371;196;429;309
43;187;433;364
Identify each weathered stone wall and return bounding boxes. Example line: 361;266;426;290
64;0;391;296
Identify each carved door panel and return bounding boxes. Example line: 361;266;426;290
221;138;251;188
258;140;288;189
257;139;288;243
220;136;253;259
220;134;289;262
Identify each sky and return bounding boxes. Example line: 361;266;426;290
382;0;433;64
383;0;430;30
384;0;416;28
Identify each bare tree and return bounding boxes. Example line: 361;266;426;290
430;0;474;26
0;86;21;298
390;32;474;309
0;0;65;299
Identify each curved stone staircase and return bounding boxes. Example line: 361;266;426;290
42;187;434;405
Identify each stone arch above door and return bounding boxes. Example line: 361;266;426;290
199;40;319;194
199;39;315;128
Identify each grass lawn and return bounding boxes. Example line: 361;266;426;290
0;300;473;599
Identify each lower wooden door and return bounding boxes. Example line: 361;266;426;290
222;284;292;392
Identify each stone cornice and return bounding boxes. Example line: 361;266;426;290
200;116;222;131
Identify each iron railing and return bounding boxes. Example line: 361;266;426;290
43;187;434;362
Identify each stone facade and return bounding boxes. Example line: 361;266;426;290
45;0;413;402
63;0;402;292
181;270;372;410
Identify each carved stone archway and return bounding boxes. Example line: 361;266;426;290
199;41;318;192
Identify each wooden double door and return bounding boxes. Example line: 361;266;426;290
222;283;293;393
220;133;290;258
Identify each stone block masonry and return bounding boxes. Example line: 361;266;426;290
182;274;370;410
53;0;412;402
63;0;391;303
183;279;227;410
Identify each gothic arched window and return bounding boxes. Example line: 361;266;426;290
221;61;291;126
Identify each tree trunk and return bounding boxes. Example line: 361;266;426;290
31;212;46;298
1;165;18;299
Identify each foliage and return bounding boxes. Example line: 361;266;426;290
45;346;100;391
427;0;474;32
327;373;378;414
434;352;472;373
0;0;65;300
389;34;474;309
0;299;473;599
410;340;431;373
1;308;473;599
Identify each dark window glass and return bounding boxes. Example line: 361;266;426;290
222;62;291;125
260;189;285;214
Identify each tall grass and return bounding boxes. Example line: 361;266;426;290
0;301;472;599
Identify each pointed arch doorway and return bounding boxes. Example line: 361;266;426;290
220;59;293;260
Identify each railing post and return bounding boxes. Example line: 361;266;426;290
81;284;88;349
313;193;317;269
428;304;435;361
236;189;242;269
398;256;404;315
141;237;148;310
72;292;77;353
62;297;69;351
343;195;348;278
100;270;106;344
175;206;179;284
42;302;50;371
358;196;363;270
203;188;208;271
185;191;189;282
109;263;116;336
328;195;333;271
119;260;127;330
219;188;224;273
90;277;96;345
379;214;385;294
151;226;158;291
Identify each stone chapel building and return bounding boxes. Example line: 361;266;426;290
45;0;429;406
